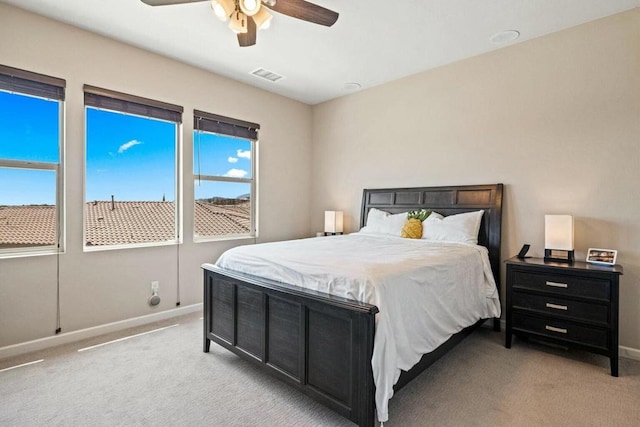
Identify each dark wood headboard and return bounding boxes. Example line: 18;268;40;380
360;184;504;287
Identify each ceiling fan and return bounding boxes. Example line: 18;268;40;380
140;0;339;47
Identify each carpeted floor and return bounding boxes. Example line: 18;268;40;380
1;312;639;426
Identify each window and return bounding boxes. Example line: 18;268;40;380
0;65;65;257
84;86;183;248
193;110;258;240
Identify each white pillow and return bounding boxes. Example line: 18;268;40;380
360;208;407;236
422;210;484;244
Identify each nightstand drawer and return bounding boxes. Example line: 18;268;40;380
513;271;610;300
512;313;608;350
512;292;609;325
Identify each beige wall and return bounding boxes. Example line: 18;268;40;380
312;10;640;349
1;3;639;354
0;4;313;347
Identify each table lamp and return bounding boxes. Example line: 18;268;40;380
544;214;574;263
324;211;343;236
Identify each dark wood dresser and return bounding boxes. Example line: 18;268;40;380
505;257;623;376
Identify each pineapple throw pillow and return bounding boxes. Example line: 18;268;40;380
401;209;432;239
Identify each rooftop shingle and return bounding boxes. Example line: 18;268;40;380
195;201;250;238
0;201;250;248
0;205;56;247
85;201;176;246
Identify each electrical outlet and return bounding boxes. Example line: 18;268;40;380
151;281;159;293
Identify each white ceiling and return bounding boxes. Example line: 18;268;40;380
3;0;639;105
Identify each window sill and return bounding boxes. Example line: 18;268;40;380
194;234;256;244
83;240;181;253
0;247;64;260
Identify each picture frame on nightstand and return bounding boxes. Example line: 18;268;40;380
586;248;617;265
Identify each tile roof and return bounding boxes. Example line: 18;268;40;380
195;201;250;238
0;205;56;247
0;201;251;248
85;201;176;246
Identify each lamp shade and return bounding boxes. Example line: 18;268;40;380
229;10;248;33
211;0;234;21
545;215;574;250
239;0;261;16
324;211;344;233
252;6;272;29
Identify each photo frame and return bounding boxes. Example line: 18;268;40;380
586;248;617;265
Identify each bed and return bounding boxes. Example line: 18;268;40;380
202;184;503;426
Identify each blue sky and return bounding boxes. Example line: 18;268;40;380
194;131;252;200
1;90;252;205
86;107;176;202
0;91;59;205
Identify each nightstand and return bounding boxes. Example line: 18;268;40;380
505;257;623;376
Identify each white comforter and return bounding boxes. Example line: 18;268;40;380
214;233;501;422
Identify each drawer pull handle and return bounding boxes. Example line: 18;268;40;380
545;281;568;288
545;325;568;334
546;302;568;311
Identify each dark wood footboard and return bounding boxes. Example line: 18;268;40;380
203;265;379;427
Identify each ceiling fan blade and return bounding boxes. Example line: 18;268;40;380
140;0;207;6
237;17;257;47
266;0;339;27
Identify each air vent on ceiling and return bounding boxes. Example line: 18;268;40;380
250;68;285;83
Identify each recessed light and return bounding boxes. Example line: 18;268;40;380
490;30;520;44
344;82;361;91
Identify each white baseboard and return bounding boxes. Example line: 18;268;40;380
619;345;640;362
0;303;202;360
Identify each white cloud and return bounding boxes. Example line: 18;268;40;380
227;156;238;163
118;140;143;154
224;169;248;178
237;149;251;160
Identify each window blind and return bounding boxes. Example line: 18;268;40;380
194;109;259;140
0;64;65;101
84;85;183;123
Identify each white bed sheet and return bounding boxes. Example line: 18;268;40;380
215;233;501;422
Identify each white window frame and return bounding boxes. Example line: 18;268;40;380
193;130;257;242
82;86;182;251
0;91;65;259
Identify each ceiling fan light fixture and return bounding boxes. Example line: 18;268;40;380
211;0;234;21
150;0;339;47
239;0;261;17
253;7;272;30
229;10;248;34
